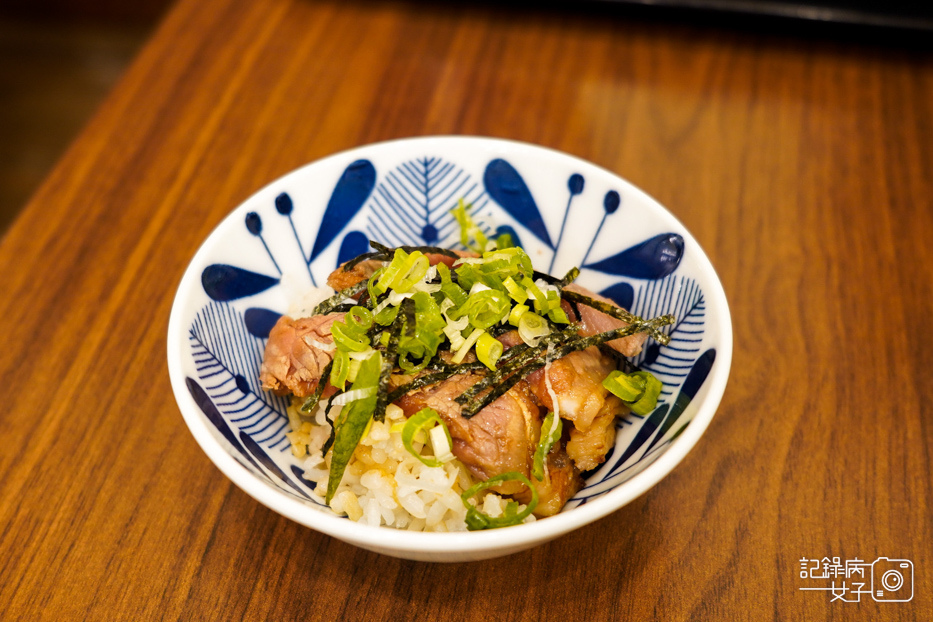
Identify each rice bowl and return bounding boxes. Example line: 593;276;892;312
167;136;732;561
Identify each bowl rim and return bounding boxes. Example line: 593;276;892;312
166;135;733;556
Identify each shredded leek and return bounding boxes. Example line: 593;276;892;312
532;411;563;480
454;289;510;330
401;407;454;467
330;349;350;390
451;198;488;253
517;311;550;346
476;332;503;370
503;276;528;303
602;370;663;415
461;472;539;530
326;351;382;503
508;303;530;326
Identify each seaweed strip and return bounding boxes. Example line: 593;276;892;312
531;270;561;285
455;327;576;405
312;281;368;316
561;289;674;345
385;361;487;403
461;317;673;417
373;312;404;422
320;396;338;457
299;358;335;413
557;267;580;288
340;251;384;272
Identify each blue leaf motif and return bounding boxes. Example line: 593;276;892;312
644;348;716;454
584;233;684;279
244;307;282;339
495;224;523;250
631;276;706;401
364;157;488;248
239;431;310;500
185;377;266;476
337;230;370;266
483;158;553;249
568;173;585;195
202;265;279;301
599;282;635;311
309;159;376;263
189;302;290;452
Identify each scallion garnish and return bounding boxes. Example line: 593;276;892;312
291;205;677;517
602;370;663;415
475;332;504;370
532;411;563;481
326;351;382;504
401;407;455;467
461;472;539;530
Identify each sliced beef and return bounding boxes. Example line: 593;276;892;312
259;313;342;398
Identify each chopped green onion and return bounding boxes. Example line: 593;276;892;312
377;248;430;294
454;289;510;330
367;266;386;298
451;198;488;253
436;263;468;307
517;311;550;346
461;472;539;530
508;303;530;326
522;276;548;313
326;351;382;503
345;306;373;332
547;307;570;324
476;332;504;370
452;327;485;364
373;303;399;326
330;349;350;390
401;407;454;467
329;320;370;352
532;411;563;480
347;358;361;383
602;370;663;415
503;276;528;303
496;232;514;249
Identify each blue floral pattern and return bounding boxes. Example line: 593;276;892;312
183;150;719;512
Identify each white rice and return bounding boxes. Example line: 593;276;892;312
286;400;535;531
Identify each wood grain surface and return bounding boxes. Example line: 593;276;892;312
1;0;931;619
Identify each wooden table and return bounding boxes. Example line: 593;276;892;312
2;0;931;619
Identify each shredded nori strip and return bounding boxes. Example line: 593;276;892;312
455;326;577;406
320;397;338;457
486;322;515;338
373;310;405;422
327;303;358;315
460;317;674;417
339;251;384;272
561;289;673;345
557;267;580;288
531;270;561;285
385;361;487;403
369;240;393;254
342;241;461;271
299;358;335;413
312;280;368;316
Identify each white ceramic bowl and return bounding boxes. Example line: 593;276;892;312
167;136;732;562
